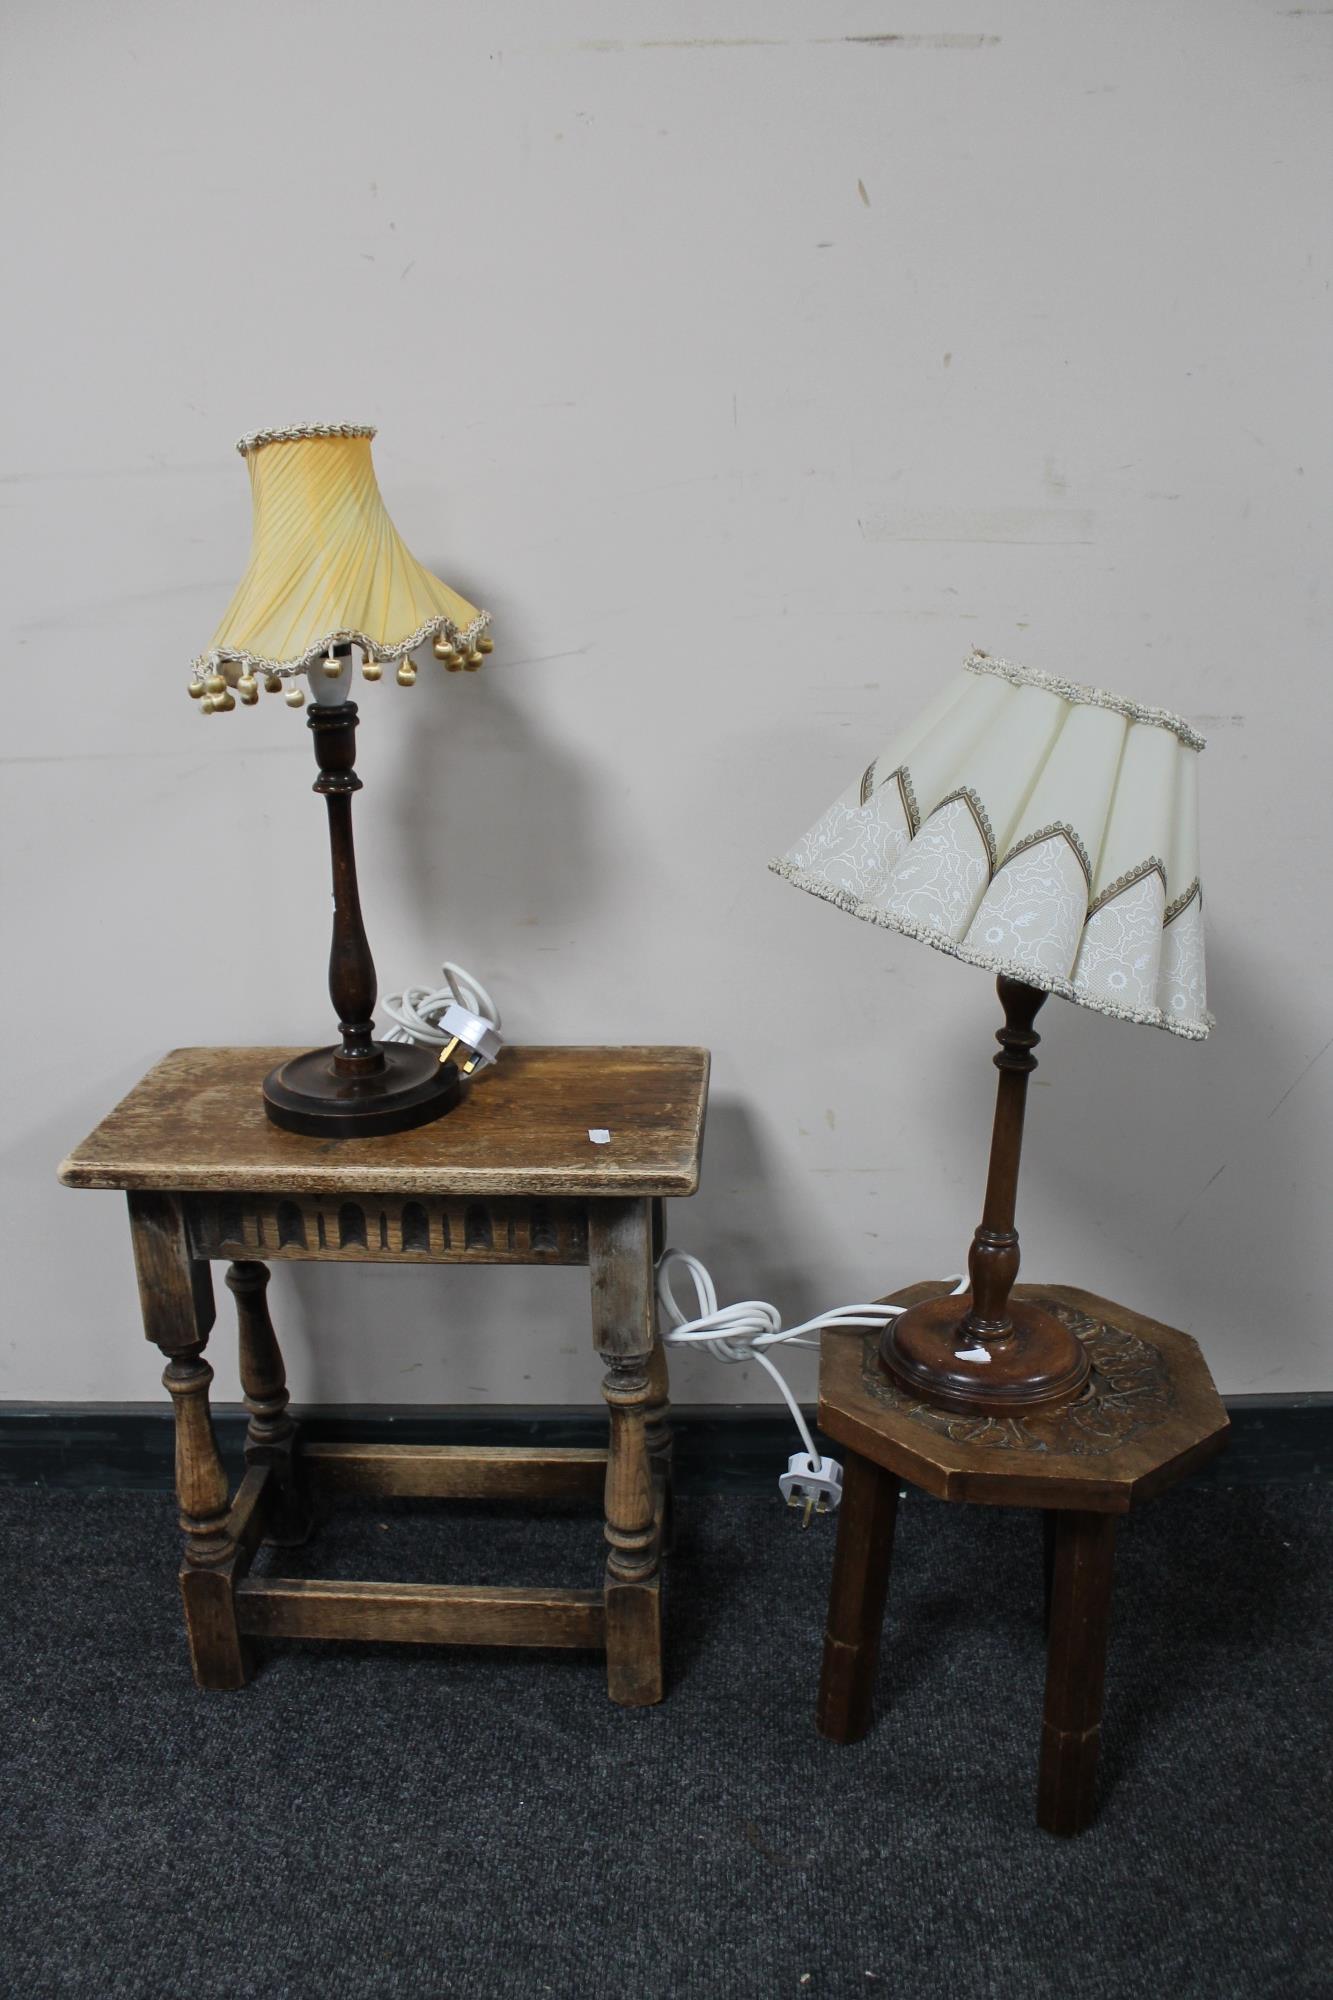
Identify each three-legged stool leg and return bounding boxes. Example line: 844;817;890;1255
817;1450;900;1743
1038;1509;1117;1835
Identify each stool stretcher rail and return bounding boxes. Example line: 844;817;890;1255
303;1442;609;1501
235;1577;608;1649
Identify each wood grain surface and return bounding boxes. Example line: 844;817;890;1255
60;1045;710;1198
820;1282;1230;1513
234;1577;607;1649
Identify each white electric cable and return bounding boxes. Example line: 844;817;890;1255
382;963;501;1045
656;1252;969;1473
380;956;973;1509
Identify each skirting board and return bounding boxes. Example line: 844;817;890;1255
0;1398;1328;1494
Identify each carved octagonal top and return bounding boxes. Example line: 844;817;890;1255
819;1283;1229;1513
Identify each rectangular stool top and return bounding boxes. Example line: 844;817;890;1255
60;1046;710;1199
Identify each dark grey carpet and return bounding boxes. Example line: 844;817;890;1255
1;1480;1329;2000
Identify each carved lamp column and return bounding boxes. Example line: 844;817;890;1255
186;424;494;1137
772;649;1210;1415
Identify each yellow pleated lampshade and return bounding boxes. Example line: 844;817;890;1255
772;651;1210;1040
189;424;490;690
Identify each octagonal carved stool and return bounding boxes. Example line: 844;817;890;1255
816;1282;1229;1836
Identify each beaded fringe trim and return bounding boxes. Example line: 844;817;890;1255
966;652;1206;751
190;609;491;682
768;856;1213;1041
235;423;377;457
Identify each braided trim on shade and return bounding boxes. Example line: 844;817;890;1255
966;651;1206;752
1086;855;1167;920
935;784;997;873
191;608;492;682
235;423;377;457
1164;878;1203;926
768;857;1213;1041
894;766;921;838
999;821;1093;889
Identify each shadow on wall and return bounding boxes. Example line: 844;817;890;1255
263;642;643;1408
924;932;1318;1351
262;1097;828;1412
658;1092;846;1408
270;1256;595;1408
386;648;604;956
685;1092;840;1330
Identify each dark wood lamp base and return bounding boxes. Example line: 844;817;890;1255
262;1044;461;1139
880;1294;1090;1413
879;973;1090;1415
263;665;464;1140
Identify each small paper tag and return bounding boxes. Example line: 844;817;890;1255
588;1128;611;1145
954;1343;992;1363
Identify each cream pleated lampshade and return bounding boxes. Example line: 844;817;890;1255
188;424;490;705
772;652;1209;1038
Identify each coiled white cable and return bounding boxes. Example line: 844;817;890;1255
380;962;972;1514
382;963;501;1045
656;1251;969;1472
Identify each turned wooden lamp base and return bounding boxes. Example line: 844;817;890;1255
879;973;1091;1417
264;678;465;1140
880;1295;1090;1413
263;1044;461;1138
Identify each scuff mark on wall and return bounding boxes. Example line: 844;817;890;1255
578;34;1000;54
859;506;1095;546
1263;1037;1332;1124
579;37;785;51
827;33;1001;49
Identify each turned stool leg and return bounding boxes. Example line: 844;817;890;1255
227;1260;312;1546
1038;1509;1117;1836
644;1335;674;1553
591;1200;663;1707
817;1450;899;1743
128;1192;252;1691
645;1196;673;1544
600;1356;660;1704
162;1344;253;1690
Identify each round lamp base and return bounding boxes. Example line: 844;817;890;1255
878;1294;1091;1415
263;1043;461;1138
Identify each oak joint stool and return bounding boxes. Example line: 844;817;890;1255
817;1281;1229;1835
60;1044;710;1708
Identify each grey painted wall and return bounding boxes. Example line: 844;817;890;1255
3;0;1329;1409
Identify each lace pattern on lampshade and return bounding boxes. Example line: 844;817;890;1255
771;653;1211;1040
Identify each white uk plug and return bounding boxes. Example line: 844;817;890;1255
779;1451;843;1527
436;1003;504;1077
